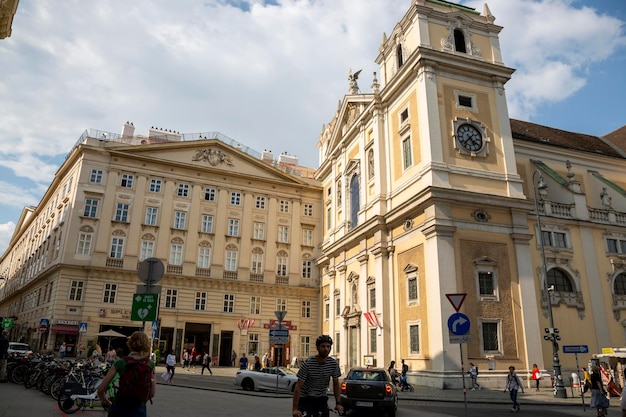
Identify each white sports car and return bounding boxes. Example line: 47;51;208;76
234;366;299;393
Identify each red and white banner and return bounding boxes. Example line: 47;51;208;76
364;311;382;328
238;319;256;330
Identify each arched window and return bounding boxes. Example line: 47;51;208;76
350;174;360;229
454;29;466;53
614;273;626;295
547;268;573;292
396;44;404;68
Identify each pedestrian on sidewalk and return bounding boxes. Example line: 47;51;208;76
239;353;248;370
469;362;480;390
590;365;609;417
0;329;9;383
231;350;237;367
504;365;524;412
166;349;176;384
190;347;197;373
201;352;213;375
531;364;542;391
254;355;262;371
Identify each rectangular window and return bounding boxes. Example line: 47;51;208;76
368;286;376;310
253;222;265;240
335;297;341;316
140;241;154;261
301;260;312;279
276;298;287;312
195;291;207;311
247;333;259;357
120;173;134;188
303;203;313;216
204;187;216;201
482;321;500;352
279;200;290;213
542;230;568;249
301;300;311;318
173;211;187;229
177;183;190;197
326;207;332;230
458;95;473;108
255;196;266;209
114;203;130;222
277;255;288;276
335;332;340;352
198;247;211;268
400;108;409;124
478;271;495;296
84;198;99;218
110;237;124;259
370;328;377;353
228;219;240;236
230;192;242;205
165;289;177;308
103;283;117;304
408;276;418;302
76;233;92;255
169;244;183;265
402;137;413;169
278;226;289;243
225;250;238;271
250;296;261;315
554;232;567;248
69;280;84;301
90;169;103;183
149;178;162;193
223;294;235;313
201;215;213;233
409;324;420;354
145;207;158;225
300;336;311;358
325;302;330;319
607;238;618;253
251;252;263;274
302;229;313;246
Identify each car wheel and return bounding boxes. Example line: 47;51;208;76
242;378;255;391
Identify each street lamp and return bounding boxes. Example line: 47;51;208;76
532;170;567;398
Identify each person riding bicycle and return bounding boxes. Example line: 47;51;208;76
292;335;344;417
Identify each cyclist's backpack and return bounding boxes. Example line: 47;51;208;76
116;356;152;405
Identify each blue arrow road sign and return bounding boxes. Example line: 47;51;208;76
563;345;589;354
447;313;470;336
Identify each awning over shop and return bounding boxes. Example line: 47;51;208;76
51;324;79;335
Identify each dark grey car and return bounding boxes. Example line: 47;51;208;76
340;367;398;417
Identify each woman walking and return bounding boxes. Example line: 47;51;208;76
590;365;608;416
531;364;542;391
165;349;176;384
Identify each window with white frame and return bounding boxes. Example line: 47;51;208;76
204;187;216;201
84;198;99;218
173;211;186;229
481;320;501;354
279;200;290;213
253;222;265;240
251;250;263;274
250;296;261;315
225;248;238;271
230;192;242;205
303;203;313;216
402;136;413;169
255;196;266;209
326;206;332;230
325;301;330;319
370;328;377;353
103;283;117;303
301;300;311;318
478;270;497;299
277;253;288;276
228;219;240;236
195;291;207;311
110;237;124;259
335;296;341;316
407;274;418;304
541;229;567;249
177;183;190;197
302;228;313;246
90;169;103;183
300;336;311;358
114;203;130;222
301;259;312;279
169;244;183;265
276;298;287;312
198;247;211;268
368;285;376;310
120;173;134;188
201;215;213;233
335;332;340;352
409;322;420;354
223;294;235;313
165;289;177;308
149;178;162;193
614;273;626;295
140;240;154;261
606;235;626;254
278;226;289;243
76;232;93;255
69;280;84;301
247;333;259;356
145;207;158;225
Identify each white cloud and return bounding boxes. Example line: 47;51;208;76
0;222;16;256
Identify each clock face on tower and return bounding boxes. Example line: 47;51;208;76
457;124;483;152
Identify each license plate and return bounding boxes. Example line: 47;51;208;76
355;401;373;407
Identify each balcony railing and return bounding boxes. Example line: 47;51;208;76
106;258;123;269
250;273;264;283
223;271;238;280
167;265;182;275
275;275;289;285
195;267;211;277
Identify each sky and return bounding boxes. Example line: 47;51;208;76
0;0;625;255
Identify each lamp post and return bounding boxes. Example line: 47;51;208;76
532;170;567;398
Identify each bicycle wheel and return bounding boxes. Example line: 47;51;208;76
11;365;28;384
49;377;66;400
57;392;84;414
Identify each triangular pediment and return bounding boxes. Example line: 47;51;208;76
324;95;374;159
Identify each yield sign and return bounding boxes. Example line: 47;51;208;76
446;293;466;312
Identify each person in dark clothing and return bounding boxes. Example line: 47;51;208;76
0;330;9;382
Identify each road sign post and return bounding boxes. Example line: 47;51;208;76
446;293;469;417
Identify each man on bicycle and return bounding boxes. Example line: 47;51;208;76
292;335;344;417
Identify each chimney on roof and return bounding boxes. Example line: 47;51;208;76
121;121;135;137
261;149;274;163
278;153;298;166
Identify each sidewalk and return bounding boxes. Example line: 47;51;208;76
154;365;609;409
